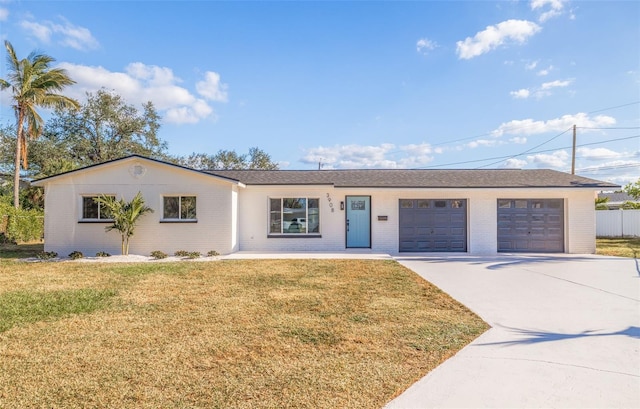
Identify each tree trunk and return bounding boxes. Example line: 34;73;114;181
121;235;126;255
13;114;24;210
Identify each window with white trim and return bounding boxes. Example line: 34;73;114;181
269;197;319;234
163;196;197;221
81;195;114;220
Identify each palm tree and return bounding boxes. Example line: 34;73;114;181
0;40;79;209
94;192;154;255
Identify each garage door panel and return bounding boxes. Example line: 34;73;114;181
399;199;467;252
498;199;564;253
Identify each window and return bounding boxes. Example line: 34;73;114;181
163;196;196;221
81;195;114;220
269;197;319;234
400;200;413;208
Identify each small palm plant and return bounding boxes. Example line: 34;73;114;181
94;192;153;255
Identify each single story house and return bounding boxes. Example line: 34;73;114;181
597;192;638;210
32;155;618;256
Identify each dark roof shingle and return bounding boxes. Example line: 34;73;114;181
209;169;618;189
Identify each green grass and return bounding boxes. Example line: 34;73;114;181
0;288;117;333
596;237;640;258
0;242;43;259
0;259;488;408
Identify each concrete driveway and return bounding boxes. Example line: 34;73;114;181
386;254;640;409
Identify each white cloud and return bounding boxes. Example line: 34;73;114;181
301;143;438;169
20;21;51;42
540;79;573;89
527;150;570;168
416;38;438;55
20;16;98;51
0;7;9;21
467;139;499;149
456;19;541;60
510;88;530;99
196;71;228;102
57;62;227;124
501;158;528;168
531;0;566;22
525;60;538;70
492;113;616;137
576;147;625;161
537;65;553;76
510;136;528;144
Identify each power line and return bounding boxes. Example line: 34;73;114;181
416;134;640;169
576;163;640;173
587;101;640;114
577;126;640;130
475;127;572;169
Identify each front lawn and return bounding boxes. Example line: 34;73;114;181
0;259;487;408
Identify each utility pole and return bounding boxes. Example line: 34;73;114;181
571;124;576;174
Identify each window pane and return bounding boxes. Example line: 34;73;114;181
498;200;511;208
515;200;528;208
164;197;179;219
400;200;413;208
548;200;562;209
181;196;197;219
451;200;464;208
283;198;306;233
100;199;115;219
83;197;99;219
308;198;319;233
435;200;446;208
270;199;282;233
417;200;430;208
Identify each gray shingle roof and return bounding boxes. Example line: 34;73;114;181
209;169;619;189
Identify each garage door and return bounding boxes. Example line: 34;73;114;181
399;199;467;252
497;199;564;253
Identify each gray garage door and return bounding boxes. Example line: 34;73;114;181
497;199;564;253
399;199;467;252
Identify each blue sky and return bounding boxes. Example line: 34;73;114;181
1;0;638;186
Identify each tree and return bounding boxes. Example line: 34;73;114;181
43;89;166;168
178;147;279;170
595;196;609;210
93;192;153;255
623;179;640;201
0;40;79;208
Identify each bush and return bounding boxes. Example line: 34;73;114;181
207;250;220;257
0;202;44;244
174;250;189;257
68;251;84;260
36;251;58;260
187;251;201;259
96;251;110;257
150;250;167;259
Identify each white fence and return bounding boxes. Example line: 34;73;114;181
596;209;640;237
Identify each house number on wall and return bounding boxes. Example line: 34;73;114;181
326;193;335;212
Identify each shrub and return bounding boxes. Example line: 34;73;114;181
36;251;58;260
174;250;189;257
150;250;167;259
68;251;84;260
96;251;110;257
0;202;44;244
187;251;201;259
207;250;220;257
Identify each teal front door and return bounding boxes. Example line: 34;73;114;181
346;196;371;248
